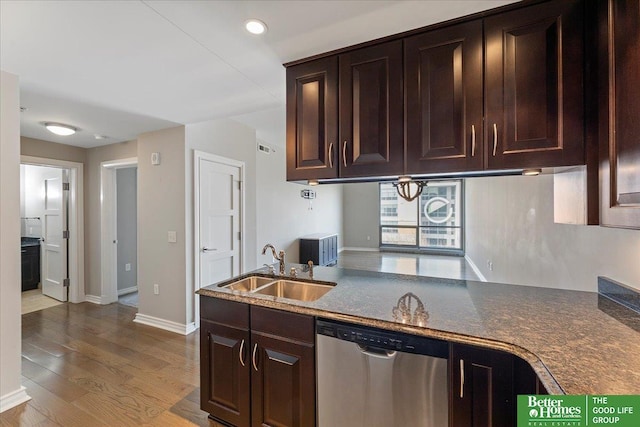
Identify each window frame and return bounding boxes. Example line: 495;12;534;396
378;180;465;256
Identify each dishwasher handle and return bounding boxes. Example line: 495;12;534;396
357;343;397;359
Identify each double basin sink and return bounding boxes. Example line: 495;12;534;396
218;275;334;302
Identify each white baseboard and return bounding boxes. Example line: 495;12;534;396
84;294;103;304
464;255;487;282
0;386;31;413
341;247;380;252
117;286;138;296
133;313;197;335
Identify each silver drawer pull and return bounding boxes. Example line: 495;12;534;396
492;123;498;157
239;339;246;367
202;247;217;252
471;125;476;157
342;141;348;167
460;359;465;398
252;343;259;371
328;142;334;169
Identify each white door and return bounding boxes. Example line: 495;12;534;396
42;169;68;301
198;157;242;289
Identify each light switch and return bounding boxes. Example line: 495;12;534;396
125;263;131;271
168;231;177;243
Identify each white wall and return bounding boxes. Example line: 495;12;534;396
342;182;379;249
1;70;30;411
255;146;344;265
465;174;640;292
116;167;137;291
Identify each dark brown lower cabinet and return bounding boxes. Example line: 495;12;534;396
450;344;514;427
200;297;315;427
450;343;548;427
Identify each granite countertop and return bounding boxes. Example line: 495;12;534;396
197;264;640;395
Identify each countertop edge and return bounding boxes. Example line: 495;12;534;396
197;287;564;395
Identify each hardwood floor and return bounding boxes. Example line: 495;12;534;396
337;250;479;281
1;303;224;427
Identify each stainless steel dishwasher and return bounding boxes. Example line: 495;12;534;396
316;319;448;427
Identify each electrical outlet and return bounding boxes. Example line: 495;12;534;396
488;261;494;271
153;284;159;295
367;236;371;241
125;263;131;272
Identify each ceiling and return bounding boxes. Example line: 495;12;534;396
1;0;517;148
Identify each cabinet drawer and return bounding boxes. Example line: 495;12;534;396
201;297;249;329
250;306;314;344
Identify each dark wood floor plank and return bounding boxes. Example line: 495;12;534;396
4;302;213;427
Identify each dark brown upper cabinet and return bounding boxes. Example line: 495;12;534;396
286;0;589;181
598;0;640;229
484;0;585;170
286;57;338;181
405;20;483;174
339;40;404;177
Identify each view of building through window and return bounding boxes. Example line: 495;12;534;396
380;180;463;252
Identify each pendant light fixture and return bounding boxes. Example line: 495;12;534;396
393;176;428;202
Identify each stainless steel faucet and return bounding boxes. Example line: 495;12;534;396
262;244;286;275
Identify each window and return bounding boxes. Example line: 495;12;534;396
379;180;463;253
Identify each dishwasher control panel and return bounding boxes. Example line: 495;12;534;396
317;319;448;357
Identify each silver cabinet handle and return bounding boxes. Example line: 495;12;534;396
328;142;334;169
239;339;246;367
460;359;465;398
342;141;348;167
252;343;259;371
492;123;498;157
202;247;217;252
471;125;476;157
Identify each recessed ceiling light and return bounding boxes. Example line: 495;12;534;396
94;134;108;140
245;19;267;35
45;122;76;136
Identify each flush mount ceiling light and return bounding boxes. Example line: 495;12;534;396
94;134;108;140
45;122;76;136
245;19;267;35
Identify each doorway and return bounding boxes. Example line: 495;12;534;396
19;156;85;312
100;158;138;305
115;167;138;308
194;151;245;327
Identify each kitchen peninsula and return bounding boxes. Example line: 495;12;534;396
197;265;640;426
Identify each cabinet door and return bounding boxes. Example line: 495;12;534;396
319;238;327;266
250;307;315;427
405;20;483;174
200;320;251;427
339;40;404;177
450;344;514;427
286;57;339;181
485;0;584;170
599;0;640;229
